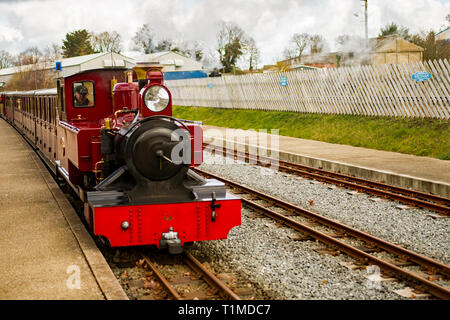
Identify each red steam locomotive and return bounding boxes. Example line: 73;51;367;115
0;63;241;253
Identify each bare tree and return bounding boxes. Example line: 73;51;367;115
132;24;155;54
91;31;122;53
0;50;14;69
15;47;42;66
8;47;54;90
282;46;297;60
309;34;328;54
243;37;260;71
44;43;63;61
283;33;310;61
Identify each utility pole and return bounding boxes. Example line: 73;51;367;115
362;0;368;42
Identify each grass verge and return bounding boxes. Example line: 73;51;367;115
173;106;450;160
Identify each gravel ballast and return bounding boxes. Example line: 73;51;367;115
190;153;450;300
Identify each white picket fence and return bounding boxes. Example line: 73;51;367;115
166;59;450;119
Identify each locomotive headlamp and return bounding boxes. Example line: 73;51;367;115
144;85;170;112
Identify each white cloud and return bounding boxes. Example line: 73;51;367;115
0;0;448;68
0;22;23;43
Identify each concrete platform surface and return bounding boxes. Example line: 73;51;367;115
0;118;127;300
202;125;450;197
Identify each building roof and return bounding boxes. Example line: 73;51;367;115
436;27;449;36
136;51;203;71
137;51;171;61
372;35;424;53
0;52;135;77
0;51;204;83
136;51;195;62
0;66;18;76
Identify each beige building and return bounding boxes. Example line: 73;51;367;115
436;27;450;41
371;35;424;65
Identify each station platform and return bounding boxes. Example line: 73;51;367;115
0;118;128;300
202;125;450;198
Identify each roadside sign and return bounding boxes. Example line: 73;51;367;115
412;71;431;82
0;82;5;88
280;76;287;86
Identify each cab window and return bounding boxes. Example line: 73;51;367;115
73;81;95;108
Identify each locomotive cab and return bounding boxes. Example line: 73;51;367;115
56;69;128;188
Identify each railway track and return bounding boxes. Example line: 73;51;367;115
141;252;242;300
203;145;450;216
194;167;450;300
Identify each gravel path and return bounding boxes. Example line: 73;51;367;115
190;153;450;300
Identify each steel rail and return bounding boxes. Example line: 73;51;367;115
194;168;450;300
203;145;450;215
142;254;241;300
142;256;182;300
282;160;450;206
184;252;241;300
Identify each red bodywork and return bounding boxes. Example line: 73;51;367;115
92;199;241;247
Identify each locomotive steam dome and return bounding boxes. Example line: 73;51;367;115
120;117;190;181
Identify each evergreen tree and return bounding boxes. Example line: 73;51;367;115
62;29;95;58
378;22;411;40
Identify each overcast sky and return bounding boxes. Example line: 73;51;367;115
0;0;449;68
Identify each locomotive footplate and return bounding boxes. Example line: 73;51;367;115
85;179;241;249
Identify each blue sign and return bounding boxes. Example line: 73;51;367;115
280;76;287;86
55;61;62;71
208;83;214;88
412;71;431;82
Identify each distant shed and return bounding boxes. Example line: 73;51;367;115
371;36;424;65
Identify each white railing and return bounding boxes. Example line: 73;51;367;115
166;59;450;119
